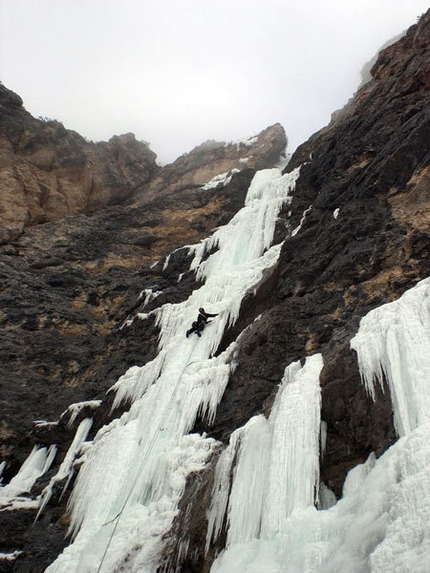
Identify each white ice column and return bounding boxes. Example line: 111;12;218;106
261;354;323;536
351;277;430;437
208;354;323;549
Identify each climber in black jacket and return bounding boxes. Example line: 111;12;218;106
197;307;218;327
186;308;218;337
186;320;205;338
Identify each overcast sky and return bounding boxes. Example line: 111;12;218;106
1;1;428;164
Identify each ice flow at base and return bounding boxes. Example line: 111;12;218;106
210;278;430;573
206;354;323;552
44;167;300;573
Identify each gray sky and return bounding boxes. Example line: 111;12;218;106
1;1;428;164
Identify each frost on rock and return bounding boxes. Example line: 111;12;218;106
350;277;430;437
43;167;300;573
225;134;259;149
139;288;162;308
291;204;312;237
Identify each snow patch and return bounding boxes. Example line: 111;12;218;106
291;204;312;236
201;169;240;191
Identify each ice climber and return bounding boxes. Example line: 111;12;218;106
186;308;218;337
197;307;218;326
186;320;205;338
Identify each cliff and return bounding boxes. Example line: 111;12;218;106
0;9;429;573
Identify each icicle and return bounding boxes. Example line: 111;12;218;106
320;420;327;459
36;418;92;520
211;282;430;573
64;401;102;427
0;461;6;484
140;288;162;309
350;277;430;436
261;354;323;536
226;415;271;545
318;482;337;510
206;427;245;553
0;445;56;507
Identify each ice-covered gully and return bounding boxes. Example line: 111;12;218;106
1;163;429;573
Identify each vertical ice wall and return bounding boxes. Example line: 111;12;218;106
351;277;430;437
207;355;323;556
42;167;300;573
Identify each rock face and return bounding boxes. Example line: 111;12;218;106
0;84;160;243
0;10;429;573
142;123;287;200
209;8;430;483
0;102;286;570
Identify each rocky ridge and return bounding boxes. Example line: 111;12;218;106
0;10;429;573
0;85;160;244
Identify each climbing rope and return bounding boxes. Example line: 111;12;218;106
96;336;199;573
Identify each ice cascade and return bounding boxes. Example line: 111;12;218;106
209;278;430;573
351;277;430;437
41;167;300;573
207;354;323;553
0;445;56;510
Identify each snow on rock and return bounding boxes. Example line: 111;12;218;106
351;277;430;436
0;551;23;562
60;401;102;427
226;135;259;149
291;204;312;237
138;287;162;308
201;169;240;191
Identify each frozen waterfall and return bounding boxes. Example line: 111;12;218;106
38;167;300;573
206;354;323;555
